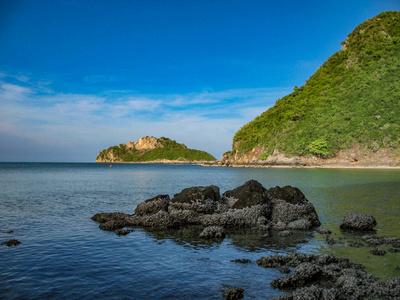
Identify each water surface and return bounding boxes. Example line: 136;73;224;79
0;163;399;299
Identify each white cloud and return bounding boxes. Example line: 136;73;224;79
0;75;292;162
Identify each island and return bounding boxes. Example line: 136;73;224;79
220;11;400;168
96;136;216;164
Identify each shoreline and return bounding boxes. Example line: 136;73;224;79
96;160;400;169
210;163;400;170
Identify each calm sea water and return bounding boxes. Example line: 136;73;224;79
0;163;399;299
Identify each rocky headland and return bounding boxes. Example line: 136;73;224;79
219;12;400;169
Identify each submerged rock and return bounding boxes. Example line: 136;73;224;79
199;226;226;239
231;259;251;264
258;253;400;300
222;286;244;300
370;248;386;256
340;213;377;231
1;239;21;247
316;227;332;235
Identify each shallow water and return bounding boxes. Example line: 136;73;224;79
0;163;399;299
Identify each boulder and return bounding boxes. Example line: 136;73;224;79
340;213;377;230
266;185;307;205
222;180;269;209
134;194;170;216
170;185;222;214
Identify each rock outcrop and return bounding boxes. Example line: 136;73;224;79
257;253;400;300
91;180;321;235
340;213;377;231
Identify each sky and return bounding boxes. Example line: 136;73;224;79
0;0;399;162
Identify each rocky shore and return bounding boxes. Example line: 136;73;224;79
91;180;400;299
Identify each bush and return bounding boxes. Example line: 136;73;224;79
308;140;329;157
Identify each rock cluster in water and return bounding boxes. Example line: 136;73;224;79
339;212;377;231
257;253;400;300
91;180;321;234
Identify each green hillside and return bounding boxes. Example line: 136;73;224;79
232;11;400;159
96;137;216;162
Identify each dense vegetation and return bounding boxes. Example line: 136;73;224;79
233;11;400;158
97;137;216;162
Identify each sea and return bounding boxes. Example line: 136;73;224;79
0;162;399;299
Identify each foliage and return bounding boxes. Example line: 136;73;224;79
232;12;400;158
308;140;329;157
97;137;216;162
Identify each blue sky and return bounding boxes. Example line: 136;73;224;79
1;0;399;162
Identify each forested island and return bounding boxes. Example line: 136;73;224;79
221;11;400;167
96;136;216;163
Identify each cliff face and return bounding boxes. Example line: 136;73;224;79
223;11;400;167
96;136;215;163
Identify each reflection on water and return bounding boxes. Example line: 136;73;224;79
142;226;314;252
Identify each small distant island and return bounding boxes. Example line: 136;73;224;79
96;136;216;164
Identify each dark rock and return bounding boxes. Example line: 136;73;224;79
278;230;293;237
222;286;244;300
4;230;13;234
114;229;132;236
279;266;291;273
348;241;365;248
1;239;21;247
231;259;251;264
267;253;400;300
170;185;222;214
134;194;170;216
325;235;336;245
370;248;386;256
222;180;269;209
362;235;400;248
126;211;180;228
340;213;377;231
92;181;322;231
199;226;225;239
99;220;126;231
316;227;331;235
396;266;400;271
388;247;399;253
91;212;131;223
266;185;307;205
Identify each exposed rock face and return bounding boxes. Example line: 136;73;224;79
91;180;321;234
131;136;165;150
340;213;377;230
